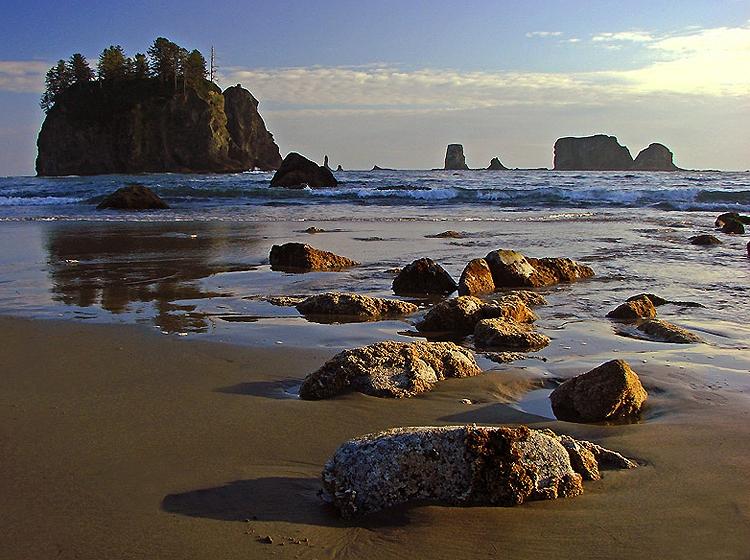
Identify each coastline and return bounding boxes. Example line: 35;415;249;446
2;315;749;559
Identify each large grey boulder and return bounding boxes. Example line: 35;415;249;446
553;134;634;171
298;341;482;400
296;293;418;320
444;144;469;170
550;359;648;423
321;425;637;518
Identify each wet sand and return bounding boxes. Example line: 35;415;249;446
1;315;749;559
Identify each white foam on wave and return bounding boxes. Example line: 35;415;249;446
0;196;84;206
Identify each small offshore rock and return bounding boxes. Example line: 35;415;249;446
474;318;550;350
715;212;750;228
721;220;745;234
426;230;464;239
606;296;657;321
487;157;508;170
269;243;359;272
270;152;337;188
392;258;458;295
296;293;418;320
321;425;636;518
304;226;326;234
636;319;705;344
96;184;169;210
458;258;495;296
549;359;648;423
298;341;482;400
689;234;722;246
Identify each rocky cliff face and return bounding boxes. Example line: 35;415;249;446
444;144;469;170
36;80;281;176
554;135;634;171
632;143;679;171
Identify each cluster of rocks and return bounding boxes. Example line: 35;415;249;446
715;212;749;235
321;424;637;518
553;135;679;171
443;144;509;171
607;294;705;344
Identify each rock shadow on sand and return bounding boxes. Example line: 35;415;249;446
215;378;301;399
161;477;410;528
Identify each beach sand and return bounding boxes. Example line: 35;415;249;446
1;315;749;559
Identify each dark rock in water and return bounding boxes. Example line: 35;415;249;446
626;293;669;306
392;258;457;295
474;318;550;350
336;164;343;172
444;144;469;170
715;212;750;228
553;135;634;171
689;234;722;246
636;319;705;344
426;230;464;239
632;143;679;171
323;155;331;170
269;243;358;272
550;360;648;423
487;157;508;170
321;425;637;518
270;152;337;188
295;293;418;320
416;294;536;335
37;80;280;176
304;226;326;234
298;341;482;400
484;249;594;288
721;219;745;234
223;85;283;171
371;165;394;171
607;296;657;322
96;184;169;210
458;258;495;296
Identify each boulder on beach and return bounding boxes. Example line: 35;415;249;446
416;294;536;335
553;135;634;171
392;258;458;295
96;184;169;210
636;319;705;344
689;234;722;246
632;143;679;171
487;157;508;170
606;296;657;322
270;152;338;188
458;258;495;296
321;425;637;518
295;293;418;320
444;144;469;170
474;318;550;350
484;249;594;288
269;243;358;272
550;359;648;423
298;341;482;400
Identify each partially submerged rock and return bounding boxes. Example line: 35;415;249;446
270;152;338;188
636;319;705;344
392;258;457;295
458;258;495;296
298;341;482;400
550;360;648;423
426;230;464;239
321;425;636;518
474;318;550;351
269;243;359;272
485;249;594;288
715;212;750;228
304;226;326;234
721;220;745;234
296;293;418;320
626;293;669;306
606;296;657;321
689;234;722;246
416;294;536;335
96;184;169;210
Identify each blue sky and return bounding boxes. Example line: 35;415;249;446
1;0;749;174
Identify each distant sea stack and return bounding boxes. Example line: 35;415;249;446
553;135;680;171
487;157;508;170
444;144;469;170
632;143;679;171
35;38;281;176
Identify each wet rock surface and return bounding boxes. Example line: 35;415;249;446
321;425;636;518
550;359;648;423
485;249;594;288
636;319;705;344
269;243;359;272
458;258;495;296
607;296;658;321
392;258;457;295
296;293;418;320
426;230;465;239
474;318;550;350
689;234;722;246
298;341;482;400
270;152;338;188
96;184;169;210
416;294;537;335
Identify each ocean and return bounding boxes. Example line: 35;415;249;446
0;169;749;367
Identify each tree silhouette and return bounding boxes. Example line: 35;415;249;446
98;45;129;81
69;53;94;83
184;50;207;87
40;60;71;113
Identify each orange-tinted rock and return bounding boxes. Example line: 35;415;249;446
606;296;657;321
485;249;594;288
458;258;495;296
392;258;457;295
269;243;358;272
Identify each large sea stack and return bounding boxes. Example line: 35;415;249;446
553;135;634;171
632;143;679;171
444;144;469;170
36;81;281;176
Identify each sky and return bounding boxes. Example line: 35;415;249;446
0;0;748;175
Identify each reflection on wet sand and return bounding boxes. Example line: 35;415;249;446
44;222;265;333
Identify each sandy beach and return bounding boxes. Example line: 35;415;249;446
2;314;748;559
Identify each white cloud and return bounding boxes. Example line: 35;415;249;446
592;31;656;43
526;31;563;38
0;61;48;93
